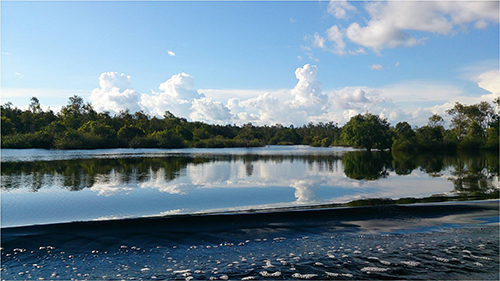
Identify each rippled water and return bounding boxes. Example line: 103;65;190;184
3;229;499;280
1;202;499;280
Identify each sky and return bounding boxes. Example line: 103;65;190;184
2;0;499;127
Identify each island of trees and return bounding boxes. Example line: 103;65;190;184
1;96;498;151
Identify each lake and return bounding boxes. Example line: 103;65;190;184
2;146;498;227
1;146;499;280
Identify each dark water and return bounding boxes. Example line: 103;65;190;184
1;147;499;279
1;201;499;280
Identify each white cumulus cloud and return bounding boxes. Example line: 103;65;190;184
230;64;329;126
328;87;390;110
89;72;143;114
140;72;205;118
314;1;499;55
288;64;327;115
139;72;233;124
347;1;498;53
369;64;383;71
238;92;296;125
167;50;176;56
84;63;496;128
190;97;232;124
477;70;500;96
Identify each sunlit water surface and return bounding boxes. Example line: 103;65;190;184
1;146;498;227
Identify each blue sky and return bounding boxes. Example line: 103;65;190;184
2;1;499;126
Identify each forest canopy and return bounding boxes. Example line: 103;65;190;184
1;96;498;151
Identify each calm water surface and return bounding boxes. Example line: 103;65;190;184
1;146;498;227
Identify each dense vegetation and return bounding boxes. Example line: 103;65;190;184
1;96;498;151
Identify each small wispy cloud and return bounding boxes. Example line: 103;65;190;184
369;64;383;71
289;18;296;23
167;50;176;56
15;72;24;78
2;52;11;56
300;45;319;62
395;62;400;67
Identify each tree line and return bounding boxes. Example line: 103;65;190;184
1;96;498;151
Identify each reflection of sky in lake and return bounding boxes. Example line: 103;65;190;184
1;146;497;227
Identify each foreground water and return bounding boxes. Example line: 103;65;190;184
1;146;499;279
1;201;499;280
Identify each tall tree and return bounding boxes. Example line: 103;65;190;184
342;113;392;151
446;102;469;141
428;114;444;127
446;101;494;141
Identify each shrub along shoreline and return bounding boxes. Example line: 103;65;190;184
1;96;498;151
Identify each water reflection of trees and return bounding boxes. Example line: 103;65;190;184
447;151;499;199
391;150;499;198
342;151;391;180
341;150;498;198
1;151;498;199
1;154;343;192
1;157;204;192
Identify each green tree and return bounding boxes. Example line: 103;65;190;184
415;125;445;150
151;129;185;148
1;117;16;135
28;97;42;114
58;95;97;129
392;121;416;151
193;126;212;140
446;102;469;141
236;123;257;146
77;120;118;148
446;101;494;143
117;125;145;143
342;113;392;151
459;121;484;150
428;114;444;127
